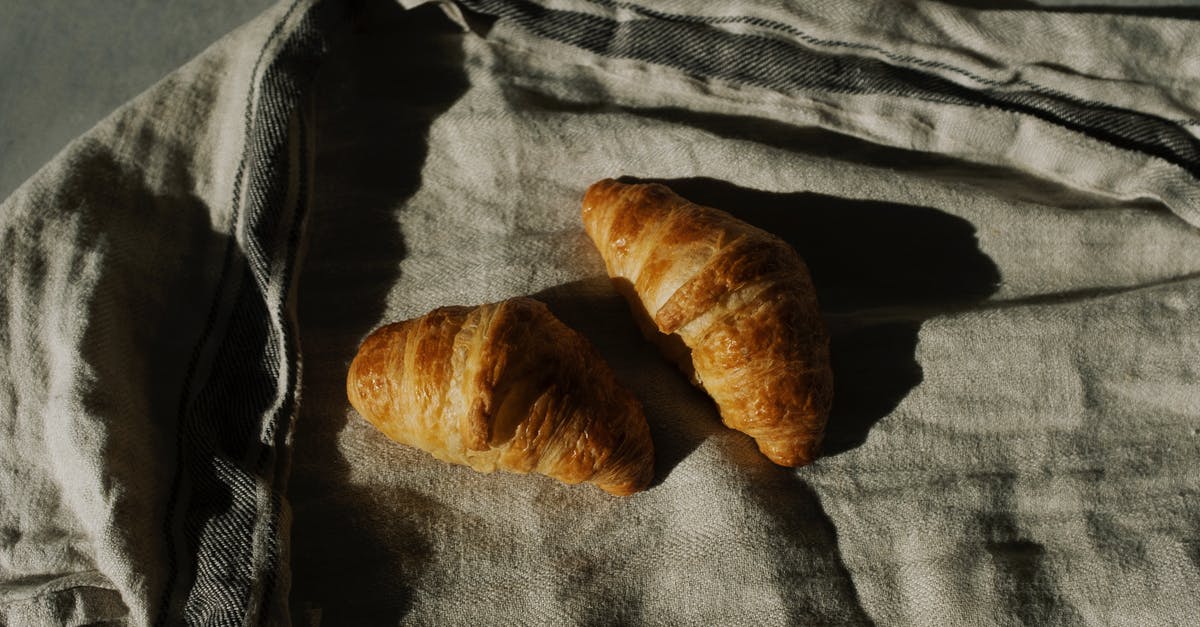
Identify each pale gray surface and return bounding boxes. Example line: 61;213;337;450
0;0;274;200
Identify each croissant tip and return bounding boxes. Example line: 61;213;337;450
596;476;651;497
598;485;637;497
582;178;619;212
760;443;821;468
594;452;655;497
344;328;380;416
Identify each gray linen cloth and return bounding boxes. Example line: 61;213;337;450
2;0;1199;624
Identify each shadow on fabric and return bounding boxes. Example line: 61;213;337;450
287;2;468;624
45;145;223;624
621;177;1001;458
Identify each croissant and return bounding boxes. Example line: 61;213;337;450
581;179;833;467
346;297;655;495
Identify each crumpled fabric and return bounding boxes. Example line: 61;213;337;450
2;0;1199;624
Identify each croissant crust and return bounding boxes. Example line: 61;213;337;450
582;179;833;467
347;297;655;495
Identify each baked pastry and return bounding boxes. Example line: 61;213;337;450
581;179;833;467
346;297;654;495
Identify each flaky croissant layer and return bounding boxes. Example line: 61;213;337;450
582;179;833;467
347;297;655;496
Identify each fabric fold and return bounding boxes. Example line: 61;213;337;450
457;0;1200;226
1;0;342;623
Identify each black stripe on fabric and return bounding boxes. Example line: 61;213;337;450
156;0;303;620
460;0;1200;178
158;0;339;624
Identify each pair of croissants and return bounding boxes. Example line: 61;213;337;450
346;179;833;496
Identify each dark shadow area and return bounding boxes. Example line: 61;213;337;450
286;2;468;624
624;177;1001;456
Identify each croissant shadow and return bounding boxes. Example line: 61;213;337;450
287;3;469;623
623;176;1001;457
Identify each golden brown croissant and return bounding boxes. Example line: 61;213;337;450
581;179;833;467
346;297;655;495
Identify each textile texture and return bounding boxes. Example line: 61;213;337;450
1;0;1198;624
